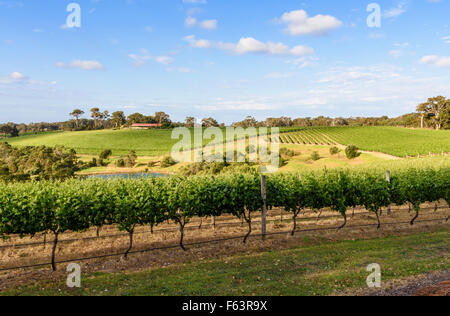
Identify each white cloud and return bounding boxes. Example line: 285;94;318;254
184;36;314;57
128;51;175;67
217;37;314;56
56;60;104;70
9;72;26;80
383;1;407;19
185;17;217;30
199;19;217;30
285;56;319;68
419;55;450;68
184;35;212;48
128;52;152;67
278;10;342;36
182;0;206;3
0;72;29;84
389;50;403;58
441;36;450;44
155;56;174;65
185;16;197;28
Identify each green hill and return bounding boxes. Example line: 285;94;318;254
4;126;450;158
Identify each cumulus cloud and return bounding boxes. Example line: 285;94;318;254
184;36;314;56
56;60;104;70
217;37;314;56
419;55;450;68
278;10;342;36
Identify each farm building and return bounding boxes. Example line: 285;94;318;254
130;123;163;129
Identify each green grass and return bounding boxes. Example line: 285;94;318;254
316;126;450;157
3;229;449;296
5;129;178;156
5;128;291;157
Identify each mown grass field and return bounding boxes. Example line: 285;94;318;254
2;229;448;296
282;126;450;157
5;127;276;157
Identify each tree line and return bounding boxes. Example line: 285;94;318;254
1;96;448;138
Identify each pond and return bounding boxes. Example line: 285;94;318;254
86;172;169;179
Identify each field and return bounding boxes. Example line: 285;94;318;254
280;126;450;157
4;126;449;158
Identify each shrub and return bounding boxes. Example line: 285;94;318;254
329;146;340;155
126;150;137;167
148;161;157;168
310;151;321;161
99;149;112;160
116;158;125;168
345;145;361;159
280;147;295;158
160;156;176;168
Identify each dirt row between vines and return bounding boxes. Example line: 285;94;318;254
0;203;449;291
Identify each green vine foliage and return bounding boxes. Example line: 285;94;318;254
0;168;449;247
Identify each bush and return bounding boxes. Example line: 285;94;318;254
116;159;125;168
280;147;295;158
329;146;340;155
126;150;137;167
148;161;157;168
160;156;176;168
345;145;361;159
310;151;321;161
99;149;112;160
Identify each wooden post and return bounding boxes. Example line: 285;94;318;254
386;171;391;216
261;175;267;241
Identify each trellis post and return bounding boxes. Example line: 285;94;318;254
386;171;391;216
261;175;267;241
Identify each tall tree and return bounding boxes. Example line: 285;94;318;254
111;111;126;128
201;117;219;127
417;96;448;130
185;117;196;128
154;112;171;125
90;108;101;128
70;109;84;128
127;113;145;125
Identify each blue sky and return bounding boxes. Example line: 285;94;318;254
0;0;449;124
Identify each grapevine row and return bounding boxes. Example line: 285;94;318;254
0;168;449;270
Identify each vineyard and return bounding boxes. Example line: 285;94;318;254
279;126;450;157
0;168;449;272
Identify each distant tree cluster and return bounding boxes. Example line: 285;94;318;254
0;142;80;181
1;96;448;137
416;96;450;130
230;97;449;130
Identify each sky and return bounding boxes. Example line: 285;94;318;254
0;0;449;124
